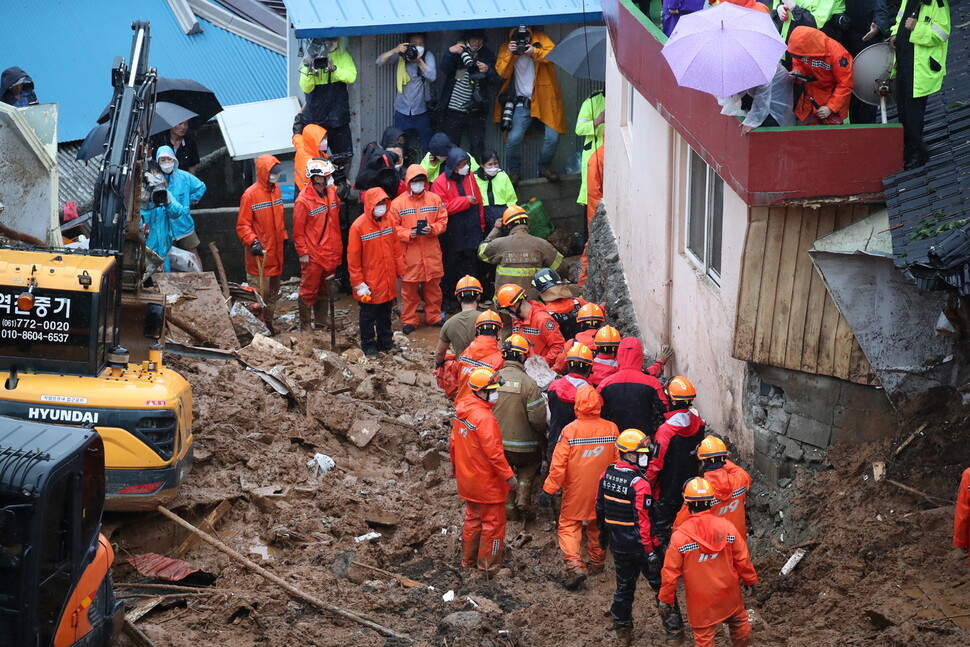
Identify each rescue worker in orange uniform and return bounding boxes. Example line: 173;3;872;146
391;164;449;334
955;466;970;568
533;268;589;342
495;334;548;520
580;140;604;286
293;158;342;331
673;436;752;537
496;283;565;366
450;367;517;575
787;26;854;125
347;188;405;356
539;384;619;588
546;343;593;466
597;429;684;645
660;477;758;647
293;123;329;193
479;207;563;301
455;310;505;401
648;376;706;551
590;325;620;387
237;154;287;335
553;302;605;374
436;276;483;364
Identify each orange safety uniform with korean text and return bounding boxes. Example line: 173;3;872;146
788;26;854;121
955;467;970;568
673;460;752;537
347;188;405;304
511;302;565;365
237;154;286;276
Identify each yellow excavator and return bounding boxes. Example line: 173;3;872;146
0;21;193;511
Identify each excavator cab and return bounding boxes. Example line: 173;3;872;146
0;417;122;647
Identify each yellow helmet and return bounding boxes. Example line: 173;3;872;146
683;477;715;502
467;366;502;392
615;429;650;454
697;436;728;461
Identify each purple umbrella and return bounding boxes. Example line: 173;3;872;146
661;4;787;98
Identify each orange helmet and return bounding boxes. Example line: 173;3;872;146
501;206;529;227
615;429;650;454
496;284;527;308
475;309;503;331
576;303;605;325
683;477;715;502
565;343;593;365
467;366;502;392
697;436;728;461
667;376;696;401
593;325;621;350
455;275;483;297
502;333;531;357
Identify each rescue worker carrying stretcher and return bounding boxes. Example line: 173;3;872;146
496;283;565;366
293;158;342;331
659;477;758;647
479;207;563;301
596;429;684;646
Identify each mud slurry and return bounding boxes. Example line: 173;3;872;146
109;312;968;646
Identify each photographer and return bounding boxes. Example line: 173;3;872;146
300;38;357;161
440;30;500;163
494;26;565;186
377;33;437;153
140;161;188;273
836;0;890;124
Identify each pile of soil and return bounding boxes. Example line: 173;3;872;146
108;308;969;647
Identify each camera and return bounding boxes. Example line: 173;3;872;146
460;47;478;73
403;43;420;62
512;25;531;55
329;151;353;187
500;99;515;131
312;54;330;70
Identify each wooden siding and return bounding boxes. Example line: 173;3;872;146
733;204;879;386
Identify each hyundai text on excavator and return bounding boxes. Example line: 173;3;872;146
0;21;193;511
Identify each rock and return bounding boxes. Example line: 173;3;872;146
248;333;292;354
342;348;365;363
347;418;381;448
465;595;502;615
330;551;355;578
397;370;418;386
440;611;483;631
420;448;442;471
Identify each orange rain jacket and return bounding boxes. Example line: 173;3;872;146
788;26;854;121
293;181;342;273
237;154;286;276
543;385;620;521
455;335;505;402
955;467;970;567
511;302;566;365
673;460;752;537
493;28;566;134
293;124;328;193
451;393;515;504
391;165;448;282
660;510;758;629
347;188;405;304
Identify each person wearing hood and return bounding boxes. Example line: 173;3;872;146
480;208;563;302
545;344;594;467
494;26;565;185
237;154;287;335
540;385;619;587
157;145;207;269
662;0;706;36
390;164;448;334
580;139;605;286
293;124;330;194
494;334;548;521
787;26;854;125
293;158;342;331
441;30;501;163
575;91;605;207
432;147;486;308
597;429;684;646
450;367;517;575
475;150;519;302
955;466;970;568
672;436;752;538
381;125;412;168
300;37;357;160
659;477;757;647
347;188;405;356
647;376;706;552
597;338;670;436
377;33;437;153
140;160;188;272
1;67;38;106
421;132;480;183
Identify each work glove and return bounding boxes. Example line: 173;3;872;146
506;476;519;491
250;240;265;256
646;550;662;577
355;283;371;297
657;600;674;615
537;491;554;508
299;254;309;266
743;583;756;595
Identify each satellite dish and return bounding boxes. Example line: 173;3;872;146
852;42;896;123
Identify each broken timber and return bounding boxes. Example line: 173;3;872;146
172;500;232;559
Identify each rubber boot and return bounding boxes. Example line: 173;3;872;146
614;626;633;647
312;300;327;330
298;301;312;331
563;563;587;590
659;599;685;644
263;304;277;336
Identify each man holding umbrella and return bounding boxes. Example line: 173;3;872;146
151;120;200;175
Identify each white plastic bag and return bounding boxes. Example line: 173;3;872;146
307;453;335;476
168;246;202;272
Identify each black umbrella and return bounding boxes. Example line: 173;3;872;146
95;76;222;125
546;26;608;83
77;101;198;160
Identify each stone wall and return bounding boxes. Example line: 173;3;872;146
581;200;641;340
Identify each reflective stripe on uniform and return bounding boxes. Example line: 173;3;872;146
603;494;630;504
678;542;700;553
931;24;949;40
527;397;545;410
566;436;616;446
503;439;539;449
497;266;542;277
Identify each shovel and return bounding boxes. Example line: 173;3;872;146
326;274;337;351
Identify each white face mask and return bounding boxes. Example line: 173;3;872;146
395;163;403;172
326;176;335;186
159;161;175;173
457;165;470;176
319;139;328;152
373;204;387;218
268;173;280;184
637;455;649;468
416;46;425;57
410;181;426;194
484;166;500;177
488;391;499;404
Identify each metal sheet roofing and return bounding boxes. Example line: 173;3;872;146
886;8;970;294
284;0;603;37
0;0;286;143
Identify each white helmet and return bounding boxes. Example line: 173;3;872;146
306;157;335;178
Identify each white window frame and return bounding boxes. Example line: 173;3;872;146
684;148;724;285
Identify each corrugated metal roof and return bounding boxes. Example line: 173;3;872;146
284;0;603;37
57;143;101;214
885;10;970;294
0;0;286;143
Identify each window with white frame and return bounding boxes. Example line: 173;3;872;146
685;148;723;283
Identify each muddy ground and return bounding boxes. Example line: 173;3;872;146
108;292;970;647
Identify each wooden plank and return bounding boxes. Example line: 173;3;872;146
733;208;770;361
826;206;860;379
769;206;804;368
801;206;837;373
832;313;855;380
753;207;786;364
848;338;877;385
785;206;821;370
172;500;232;559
